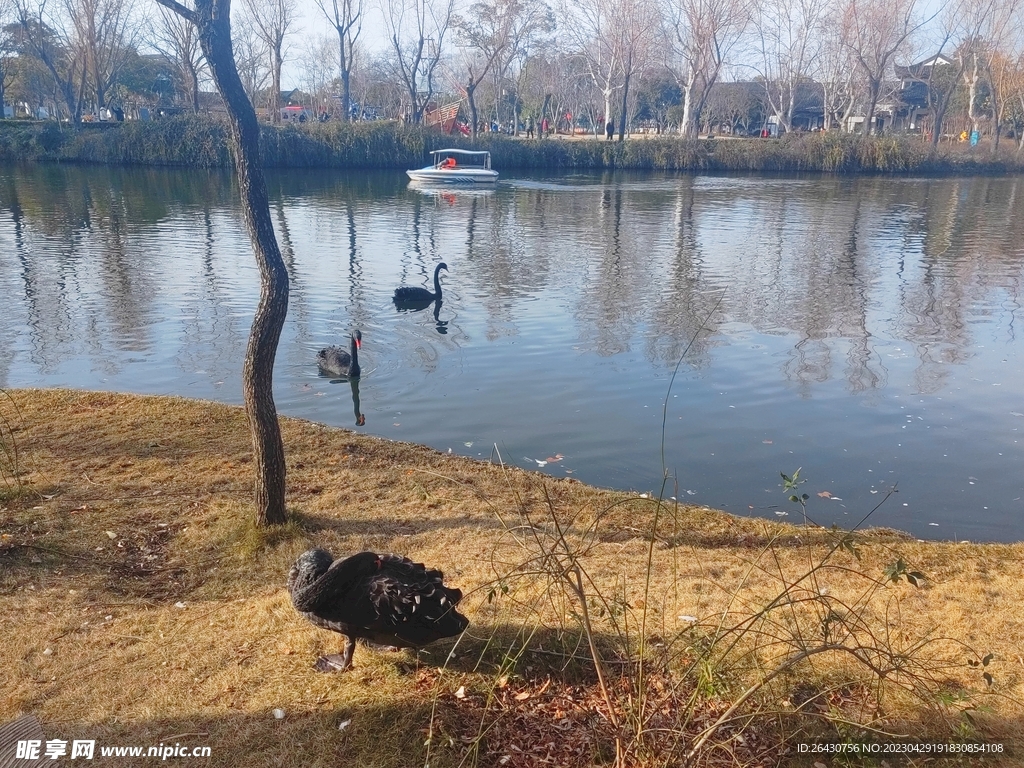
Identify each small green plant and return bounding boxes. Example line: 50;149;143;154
781;467;810;524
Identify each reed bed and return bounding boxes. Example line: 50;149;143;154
3;117;1022;174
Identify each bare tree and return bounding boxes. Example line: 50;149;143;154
358;50;406;117
754;0;827;133
841;0;932;135
380;0;455;123
558;0;622;134
15;0;87;120
815;6;856;129
299;33;336;114
314;0;360;120
154;0;289;527
240;0;296;123
64;0;139;112
912;0;992;148
497;0;551;125
152;1;206;110
663;0;749;136
613;0;660;140
1011;55;1024;150
232;13;268;106
984;0;1023;150
453;0;512;136
1;0;15;115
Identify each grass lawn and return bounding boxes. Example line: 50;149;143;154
1;388;1022;766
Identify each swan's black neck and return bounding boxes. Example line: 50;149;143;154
433;265;444;298
346;332;361;376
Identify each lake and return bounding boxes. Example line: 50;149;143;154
1;163;1023;542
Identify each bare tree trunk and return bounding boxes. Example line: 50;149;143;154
189;61;200;111
679;77;693;135
617;69;630;141
155;0;289;527
270;43;282;123
467;81;479;137
864;77;880;135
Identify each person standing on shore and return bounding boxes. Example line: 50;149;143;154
606;119;614;140
525;115;534;138
541;117;549;137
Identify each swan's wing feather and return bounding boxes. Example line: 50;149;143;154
368;555;468;633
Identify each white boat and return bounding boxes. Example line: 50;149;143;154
406;149;499;184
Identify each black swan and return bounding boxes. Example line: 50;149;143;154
288;549;469;671
393;262;448;309
317;330;361;378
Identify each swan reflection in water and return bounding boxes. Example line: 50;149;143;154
317;371;366;427
433;300;448;335
349;378;365;426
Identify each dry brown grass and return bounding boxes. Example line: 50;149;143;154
1;388;1023;767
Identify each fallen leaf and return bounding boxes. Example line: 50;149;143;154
455;686;467;699
817;491;832;498
338;719;352;730
514;691;531;701
762;439;773;444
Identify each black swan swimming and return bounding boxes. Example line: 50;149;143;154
393;262;448;308
288;549;469;671
317;330;361;378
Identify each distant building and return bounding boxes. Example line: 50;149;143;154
844;54;953;134
894;53;955;132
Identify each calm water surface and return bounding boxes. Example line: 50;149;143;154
2;164;1023;541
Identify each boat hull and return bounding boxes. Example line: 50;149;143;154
405;167;499;184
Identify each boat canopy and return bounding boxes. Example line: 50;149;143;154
430;149;492;168
430;149;491;156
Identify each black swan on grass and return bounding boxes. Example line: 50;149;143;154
316;330;361;378
288;549;469;671
393;262;447;310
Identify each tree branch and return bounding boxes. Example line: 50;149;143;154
153;0;199;25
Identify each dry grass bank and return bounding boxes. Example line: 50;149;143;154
1;388;1022;767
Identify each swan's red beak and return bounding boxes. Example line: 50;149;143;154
355;339;362;349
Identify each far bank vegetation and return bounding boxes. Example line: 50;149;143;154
3;118;1024;174
3;0;1024;158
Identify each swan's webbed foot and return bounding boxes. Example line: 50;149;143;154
314;635;356;672
314;654;351;672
